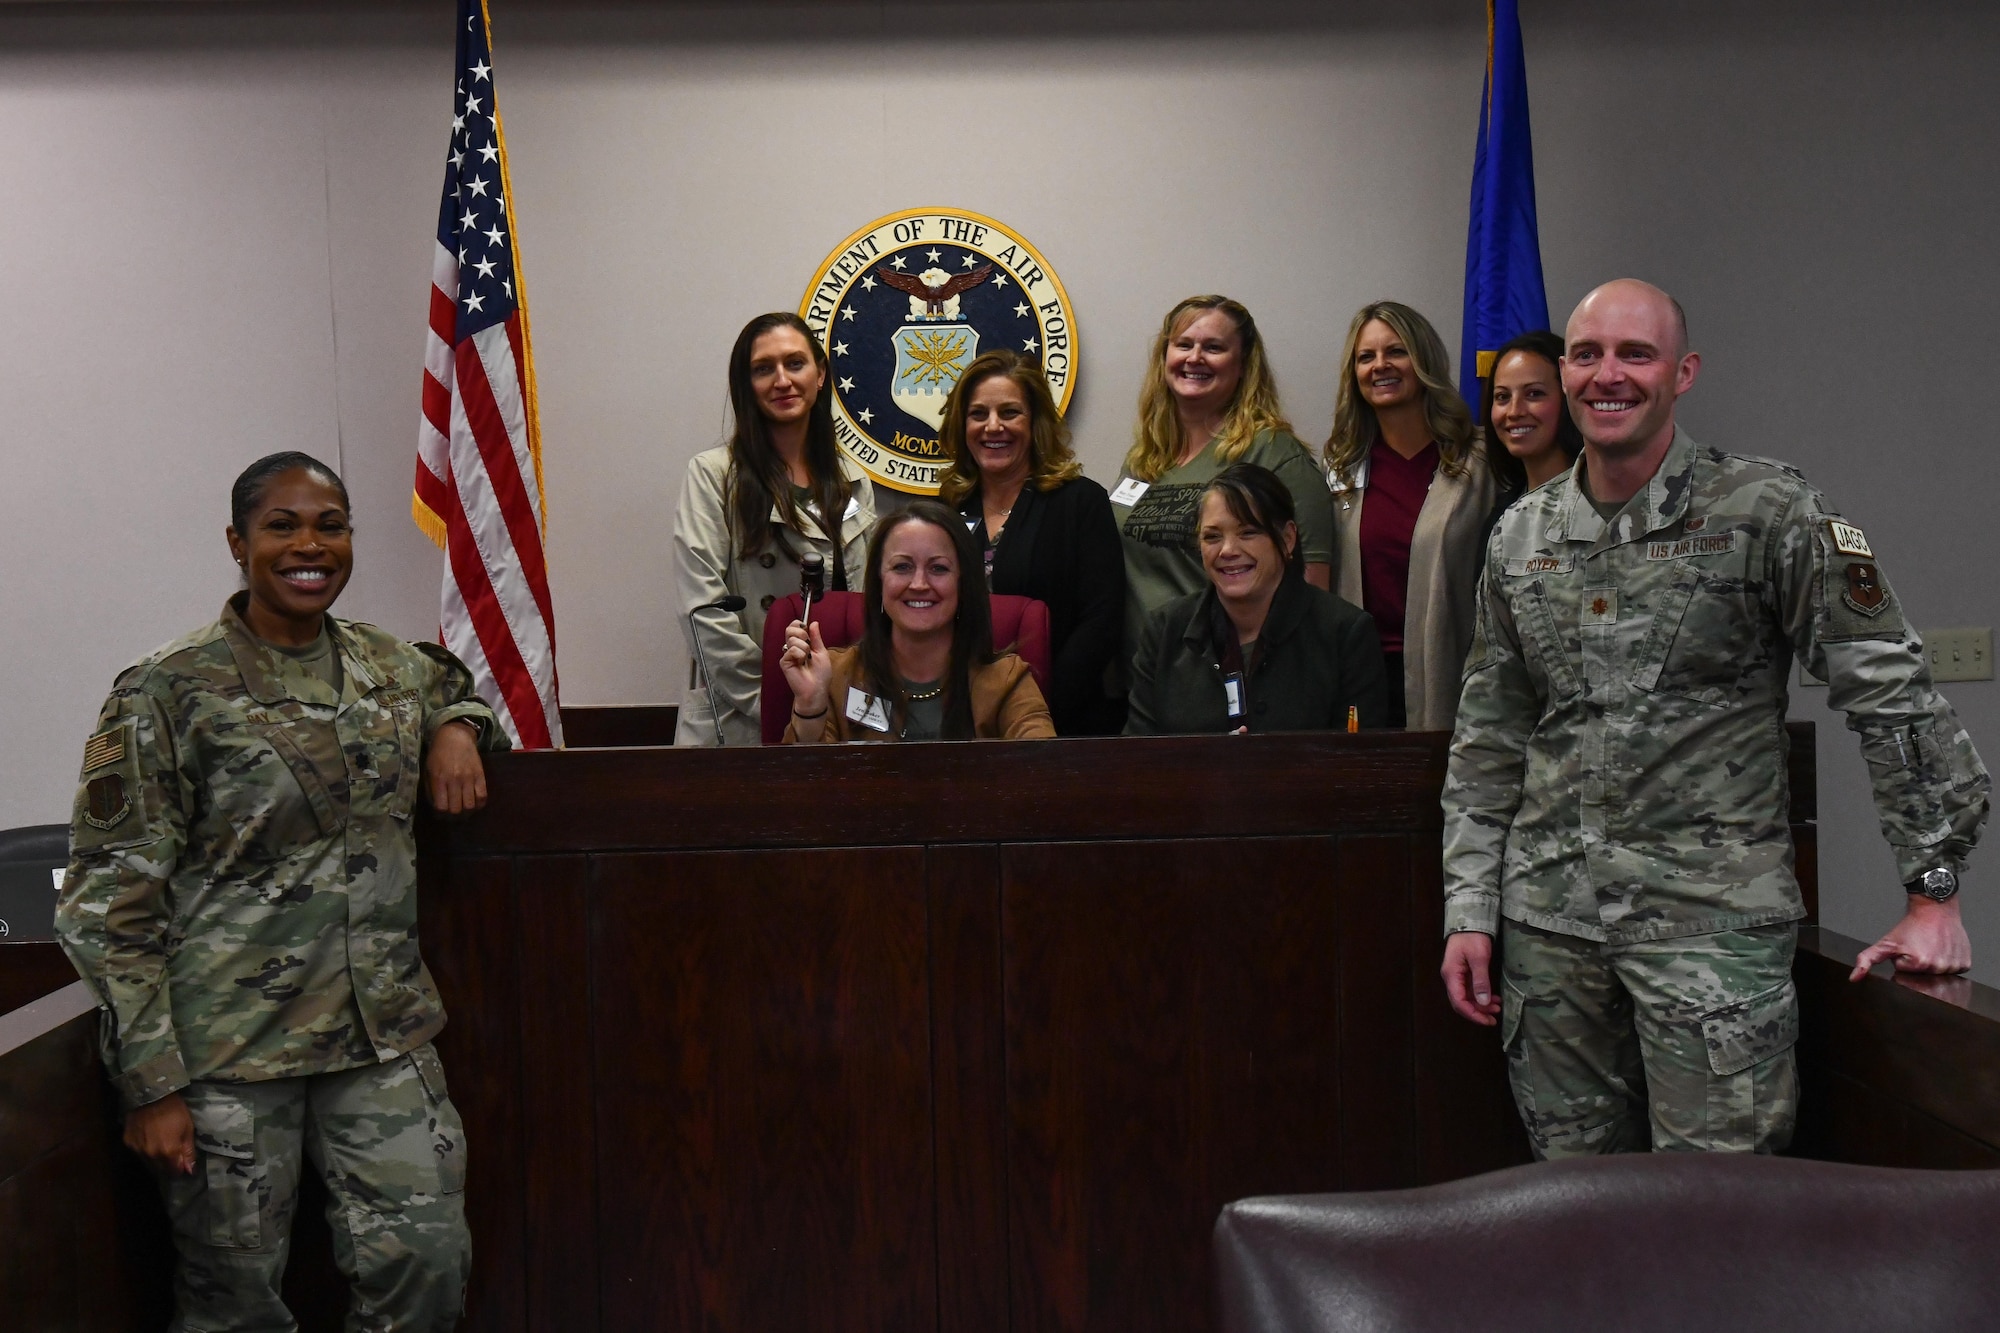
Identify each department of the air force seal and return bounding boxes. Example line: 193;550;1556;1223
800;207;1077;494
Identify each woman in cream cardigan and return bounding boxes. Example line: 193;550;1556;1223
1322;301;1494;730
672;312;875;745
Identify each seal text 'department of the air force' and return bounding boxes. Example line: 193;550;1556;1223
800;207;1078;495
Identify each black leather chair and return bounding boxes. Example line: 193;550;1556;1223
1215;1154;2000;1333
0;823;67;944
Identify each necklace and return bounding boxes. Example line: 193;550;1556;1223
905;682;944;701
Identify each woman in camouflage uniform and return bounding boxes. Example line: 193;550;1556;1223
57;452;505;1332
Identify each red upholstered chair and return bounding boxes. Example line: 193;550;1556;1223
758;590;1052;743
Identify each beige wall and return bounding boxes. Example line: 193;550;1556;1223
4;1;1996;973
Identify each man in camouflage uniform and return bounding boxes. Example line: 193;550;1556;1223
60;554;504;1328
1440;280;1989;1155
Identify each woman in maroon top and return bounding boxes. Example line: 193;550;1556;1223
1322;302;1494;729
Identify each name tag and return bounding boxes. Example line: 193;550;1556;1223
1504;554;1572;576
1828;519;1872;557
1223;673;1245;721
1645;533;1739;560
1110;477;1150;507
844;688;892;733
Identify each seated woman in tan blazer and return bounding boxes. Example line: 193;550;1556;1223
781;501;1055;742
1322;301;1494;730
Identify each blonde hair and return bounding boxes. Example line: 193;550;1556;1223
935;350;1083;506
1323;301;1475;482
1124;295;1293;482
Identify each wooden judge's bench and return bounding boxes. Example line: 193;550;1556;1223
5;718;2000;1331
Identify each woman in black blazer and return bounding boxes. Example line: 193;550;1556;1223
937;350;1128;735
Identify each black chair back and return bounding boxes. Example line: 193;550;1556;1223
0;824;68;944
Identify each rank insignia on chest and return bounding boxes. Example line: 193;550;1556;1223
1583;590;1619;625
1845;561;1887;615
1828;520;1873;558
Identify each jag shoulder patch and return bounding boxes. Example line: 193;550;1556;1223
81;726;126;775
1828;520;1873;558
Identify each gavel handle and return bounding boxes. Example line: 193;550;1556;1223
800;590;815;629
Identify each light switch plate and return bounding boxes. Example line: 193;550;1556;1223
1927;627;1993;683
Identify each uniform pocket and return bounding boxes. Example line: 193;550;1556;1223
241;722;344;851
1499;978;1526;1053
1700;978;1800;1151
409;1045;468;1195
1509;577;1582;699
349;694;422;820
1702;977;1799;1077
179;1089;269;1250
1634;564;1762;707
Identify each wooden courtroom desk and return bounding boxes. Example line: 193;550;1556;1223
7;721;1999;1333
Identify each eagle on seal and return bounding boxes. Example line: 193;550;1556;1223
879;263;994;318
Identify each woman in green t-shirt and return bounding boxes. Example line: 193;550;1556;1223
1110;295;1336;664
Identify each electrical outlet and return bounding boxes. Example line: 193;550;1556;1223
1927;627;1993;683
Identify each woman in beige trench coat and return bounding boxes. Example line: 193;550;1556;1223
672;312;875;745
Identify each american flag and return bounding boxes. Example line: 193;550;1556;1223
414;0;561;750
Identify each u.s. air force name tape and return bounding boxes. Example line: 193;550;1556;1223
800;208;1078;495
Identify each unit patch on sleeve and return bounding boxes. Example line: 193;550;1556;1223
1844;562;1887;615
1828;520;1873;558
83;773;131;829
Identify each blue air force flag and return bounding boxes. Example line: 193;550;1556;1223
1459;0;1550;404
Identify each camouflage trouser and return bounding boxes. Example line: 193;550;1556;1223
1499;919;1800;1157
160;1042;470;1333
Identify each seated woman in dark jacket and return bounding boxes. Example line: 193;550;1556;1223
937;349;1127;735
1125;463;1387;735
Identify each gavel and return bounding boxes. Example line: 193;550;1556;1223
800;553;825;627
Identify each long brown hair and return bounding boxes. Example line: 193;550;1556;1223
855;501;994;740
1124;296;1292;482
935;350;1083;505
1323;301;1475;483
1478;330;1583;496
724;312;853;578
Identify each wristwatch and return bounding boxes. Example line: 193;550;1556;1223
1906;867;1960;902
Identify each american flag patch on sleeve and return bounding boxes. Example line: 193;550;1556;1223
81;726;126;774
